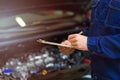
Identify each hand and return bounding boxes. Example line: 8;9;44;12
68;34;88;51
58;40;75;55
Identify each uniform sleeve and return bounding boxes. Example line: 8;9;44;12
87;34;120;59
82;28;89;36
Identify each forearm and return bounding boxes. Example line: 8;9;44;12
87;34;120;59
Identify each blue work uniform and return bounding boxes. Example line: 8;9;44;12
84;0;120;79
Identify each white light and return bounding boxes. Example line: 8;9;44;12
46;63;54;68
15;16;26;27
42;53;49;58
34;56;42;59
66;11;74;15
44;57;54;63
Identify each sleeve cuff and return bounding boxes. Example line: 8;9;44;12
87;37;98;52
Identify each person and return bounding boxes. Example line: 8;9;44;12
59;0;120;80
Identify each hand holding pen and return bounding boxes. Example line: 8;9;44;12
59;31;89;55
37;31;88;55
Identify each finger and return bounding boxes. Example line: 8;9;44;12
59;47;72;52
68;38;77;43
61;40;70;45
71;43;78;47
59;47;67;52
58;46;75;54
59;48;69;54
71;41;80;47
68;34;76;40
58;46;68;51
68;34;79;41
60;49;75;55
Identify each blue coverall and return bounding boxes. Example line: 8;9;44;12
84;0;120;79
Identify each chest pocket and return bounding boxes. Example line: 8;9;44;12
92;0;99;7
105;0;120;29
91;0;99;23
91;0;108;24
